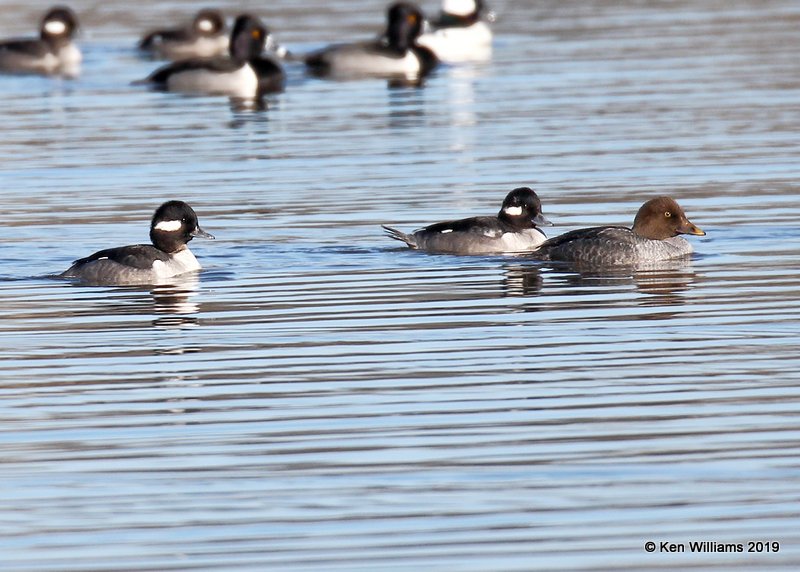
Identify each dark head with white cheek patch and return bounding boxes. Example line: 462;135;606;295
498;187;552;229
193;9;226;37
149;200;214;253
40;6;79;47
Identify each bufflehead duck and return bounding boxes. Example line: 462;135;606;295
533;196;706;266
0;6;81;77
138;9;229;61
141;14;285;98
60;201;214;286
305;2;438;81
417;0;493;63
383;187;552;255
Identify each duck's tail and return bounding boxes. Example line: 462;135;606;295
382;225;417;249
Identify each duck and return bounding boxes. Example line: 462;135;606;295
533;196;706;266
383;187;552;255
138;8;229;60
60;201;214;286
140;14;285;98
417;0;492;63
0;6;81;77
305;2;437;81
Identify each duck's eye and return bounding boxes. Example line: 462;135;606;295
665;211;672;218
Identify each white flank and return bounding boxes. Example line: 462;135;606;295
503;206;523;216
197;19;214;32
417;22;492;63
44;20;67;35
168;63;258;98
442;0;477;17
154;219;183;232
327;47;420;78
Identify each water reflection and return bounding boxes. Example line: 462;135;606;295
502;263;542;297
387;82;427;128
542;257;698;304
59;273;202;328
151;276;201;329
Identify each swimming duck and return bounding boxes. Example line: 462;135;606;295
60;201;214;286
305;2;437;81
383;187;552;255
0;6;81;77
533;196;705;266
141;14;285;98
138;8;229;60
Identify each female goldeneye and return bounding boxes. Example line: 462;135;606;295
305;2;437;81
138;8;229;60
533;196;705;266
140;14;285;98
417;0;492;63
0;6;81;77
383;187;552;255
60;201;214;286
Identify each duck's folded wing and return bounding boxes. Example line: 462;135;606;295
535;226;632;259
0;38;49;57
144;57;239;84
72;245;168;269
421;216;504;238
139;28;189;50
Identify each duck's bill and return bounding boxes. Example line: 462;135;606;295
533;213;554;227
679;221;706;236
192;227;215;239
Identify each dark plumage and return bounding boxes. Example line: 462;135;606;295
0;6;81;77
138;8;228;60
140;14;285;98
305;2;438;80
383;187;552;255
60;201;214;286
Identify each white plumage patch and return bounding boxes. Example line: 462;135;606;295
443;0;477;17
167;63;258;98
197;19;214;32
154;219;183;232
44;20;67;35
440;229;454;234
503;206;523;216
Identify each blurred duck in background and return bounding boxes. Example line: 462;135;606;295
417;0;493;62
0;5;81;77
138;8;229;60
138;9;289;61
305;2;437;81
139;14;285;99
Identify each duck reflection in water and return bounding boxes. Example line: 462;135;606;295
151;275;201;329
544;258;699;309
502;263;543;297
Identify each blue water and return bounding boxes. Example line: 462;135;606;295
1;0;800;570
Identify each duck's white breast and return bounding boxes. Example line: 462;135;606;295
496;229;548;253
152;248;202;279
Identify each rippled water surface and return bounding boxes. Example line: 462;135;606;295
2;0;800;570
